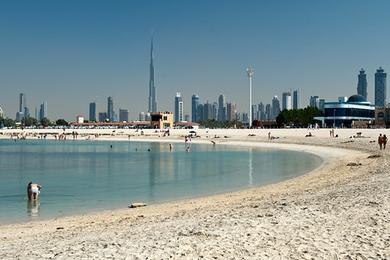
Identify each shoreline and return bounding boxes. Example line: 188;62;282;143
1;129;389;258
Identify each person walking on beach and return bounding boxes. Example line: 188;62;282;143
27;182;42;200
383;134;388;150
378;134;383;150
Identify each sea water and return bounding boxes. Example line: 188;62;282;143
0;140;322;223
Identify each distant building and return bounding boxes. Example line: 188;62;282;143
357;69;367;100
148;39;157;113
197;104;204;121
252;104;258;120
218;94;226;121
119;109;129;122
323;95;374;127
107;96;114;122
174;92;184;122
191;94;199;122
89;102;96;122
338;96;348;103
265;104;272;120
99;112;108;122
319;99;325;111
258;102;265;120
39;102;47;121
150;112;173;129
16;93;28;121
375;67;387;107
309;96;320;108
76;115;85;124
139;112;146;121
184;114;190;122
293;90;299;109
272;96;280;119
282;92;292;110
226;102;236;121
0;106;4;118
212;102;218;120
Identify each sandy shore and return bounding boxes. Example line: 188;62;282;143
0;129;389;259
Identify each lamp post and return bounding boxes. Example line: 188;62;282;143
246;67;254;128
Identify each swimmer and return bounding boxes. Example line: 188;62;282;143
27;182;42;200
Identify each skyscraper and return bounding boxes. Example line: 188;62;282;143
174;92;184;122
89;102;96;122
265;104;271;120
191;94;199;122
218;94;226;121
16;93;27;121
19;93;25;114
293;89;299;109
107;96;114;122
282;92;292;110
375;67;387;107
309;96;320;108
119;109;129;122
272;96;280;119
226;102;236;121
39;101;47;120
357;69;367;100
148;39;157;112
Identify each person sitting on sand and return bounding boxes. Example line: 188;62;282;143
27;182;42;200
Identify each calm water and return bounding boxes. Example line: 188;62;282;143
0;140;322;224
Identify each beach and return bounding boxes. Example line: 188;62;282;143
0;128;389;259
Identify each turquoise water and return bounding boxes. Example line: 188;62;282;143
0;140;322;224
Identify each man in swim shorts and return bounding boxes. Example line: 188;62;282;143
27;182;42;200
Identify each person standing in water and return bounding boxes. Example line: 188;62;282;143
27;182;42;200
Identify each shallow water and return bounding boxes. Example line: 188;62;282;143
0;140;322;223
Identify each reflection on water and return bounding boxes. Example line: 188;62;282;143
0;140;322;223
27;200;40;219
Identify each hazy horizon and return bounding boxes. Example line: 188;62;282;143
1;0;390;121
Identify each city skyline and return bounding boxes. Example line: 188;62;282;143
1;1;390;120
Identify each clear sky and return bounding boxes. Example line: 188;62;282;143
1;0;390;120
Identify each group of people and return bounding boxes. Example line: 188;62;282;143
378;134;388;150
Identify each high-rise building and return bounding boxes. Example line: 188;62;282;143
98;112;108;122
174;92;184;122
293;90;299;109
272;96;280;119
357;69;367;100
148;39;157;112
282;92;292;110
258;102;265;120
375;67;387;107
309;96;320;108
197;104;204;121
39;101;47;121
252;104;258;120
265;104;271;120
107;96;114;122
226;102;237;121
191;94;199;122
119;109;129;122
16;93;27;121
89;102;96;122
212;102;218;120
203;102;213;120
319;99;325;110
139;112;145;121
218;94;226;121
19;93;25;114
184;114;190;122
0;106;4;118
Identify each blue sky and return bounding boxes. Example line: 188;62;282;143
1;0;390;120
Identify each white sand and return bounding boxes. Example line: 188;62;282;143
0;128;389;259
